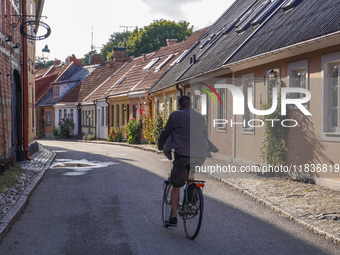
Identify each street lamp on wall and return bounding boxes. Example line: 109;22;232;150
42;44;50;61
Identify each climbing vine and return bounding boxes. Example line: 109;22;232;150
261;70;289;166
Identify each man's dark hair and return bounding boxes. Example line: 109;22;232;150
178;95;191;108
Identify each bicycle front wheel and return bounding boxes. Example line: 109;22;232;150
162;180;172;227
183;186;203;239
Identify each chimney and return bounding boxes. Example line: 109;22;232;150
166;39;177;46
66;55;83;66
92;54;102;65
53;59;61;65
142;54;147;61
113;47;126;60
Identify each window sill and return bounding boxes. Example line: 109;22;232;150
322;132;340;142
242;128;255;135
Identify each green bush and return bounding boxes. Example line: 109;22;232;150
107;126;123;142
53;118;75;139
152;114;164;145
126;118;142;144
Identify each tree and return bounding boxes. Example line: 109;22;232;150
126;19;193;57
101;31;131;61
82;50;97;66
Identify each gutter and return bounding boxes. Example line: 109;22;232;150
22;0;30;160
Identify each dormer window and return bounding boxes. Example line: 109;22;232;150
53;85;60;98
143;58;160;71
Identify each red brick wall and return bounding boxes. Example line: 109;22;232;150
0;1;24;160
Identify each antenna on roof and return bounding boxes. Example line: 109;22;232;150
91;27;95;52
120;25;136;32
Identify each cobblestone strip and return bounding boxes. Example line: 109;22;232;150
0;144;56;240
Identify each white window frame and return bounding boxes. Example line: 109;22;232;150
322;51;340;141
287;59;309;108
143;58;160;71
242;73;255;134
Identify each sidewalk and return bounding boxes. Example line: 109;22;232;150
0;140;339;247
0;144;56;240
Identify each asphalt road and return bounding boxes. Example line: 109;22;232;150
0;140;339;255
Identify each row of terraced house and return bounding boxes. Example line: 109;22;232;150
36;0;340;190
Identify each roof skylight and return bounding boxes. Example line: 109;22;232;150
143;57;160;71
155;54;174;72
251;0;283;26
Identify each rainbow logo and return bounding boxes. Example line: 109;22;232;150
196;82;222;106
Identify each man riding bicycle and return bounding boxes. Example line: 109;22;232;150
158;95;214;226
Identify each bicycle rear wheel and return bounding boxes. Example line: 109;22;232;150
183;185;203;239
162;180;172;227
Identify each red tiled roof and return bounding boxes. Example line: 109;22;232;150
106;27;209;97
59;59;131;103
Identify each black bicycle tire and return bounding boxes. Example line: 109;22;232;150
162;181;172;227
183;186;203;239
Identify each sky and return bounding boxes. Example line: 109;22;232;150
36;0;235;62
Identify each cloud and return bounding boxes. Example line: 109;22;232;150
140;0;202;19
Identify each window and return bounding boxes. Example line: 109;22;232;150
92;110;94;126
217;88;227;131
169;97;173;113
53;85;60;98
266;68;280;104
46;112;52;126
59;110;62;123
126;105;129;123
322;52;340;138
133;105;137;119
251;0;282;27
236;1;270;33
170;50;188;66
156;99;160;113
111;105;115;126
122;104;126;125
63;109;67;119
327;65;340;132
117;105;120;127
85;111;88;126
242;73;255;132
282;0;298;12
143;58;160;71
287;60;308;100
155;54;173;72
101;107;104;126
70;109;74;122
105;107;108;126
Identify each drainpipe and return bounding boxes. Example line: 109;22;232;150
22;0;31;160
176;83;183;95
232;71;236;162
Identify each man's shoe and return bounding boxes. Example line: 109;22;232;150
165;217;177;226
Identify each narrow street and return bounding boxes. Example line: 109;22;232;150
0;140;339;255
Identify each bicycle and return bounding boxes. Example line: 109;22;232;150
162;177;205;239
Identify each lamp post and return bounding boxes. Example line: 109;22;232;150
42;44;50;63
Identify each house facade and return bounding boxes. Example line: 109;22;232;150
151;0;340;189
1;0;45;163
35;56;89;138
